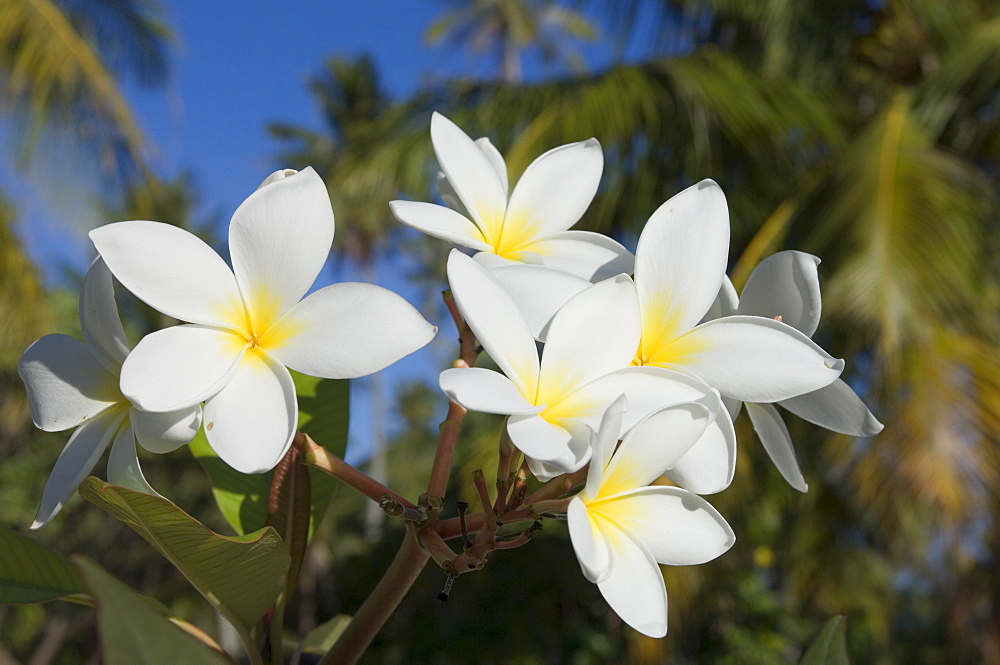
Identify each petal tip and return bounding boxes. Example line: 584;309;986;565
29;519;45;531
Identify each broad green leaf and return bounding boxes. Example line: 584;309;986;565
300;614;352;655
799;615;850;665
0;525;87;604
78;477;289;632
74;557;233;665
191;372;349;536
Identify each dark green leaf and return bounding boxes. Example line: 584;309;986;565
78;477;289;633
799;615;850;665
0;524;87;604
74;556;233;665
300;614;352;655
191;372;349;536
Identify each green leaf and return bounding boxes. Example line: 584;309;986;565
800;615;850;665
78;477;289;633
74;557;233;665
191;372;349;536
300;614;352;655
0;525;87;604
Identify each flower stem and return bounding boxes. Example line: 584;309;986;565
320;528;429;665
294;433;415;509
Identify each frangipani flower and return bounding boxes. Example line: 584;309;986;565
18;259;202;528
568;396;735;637
440;250;735;491
390;112;634;281
704;251;884;491
90;168;436;474
629;180;844;402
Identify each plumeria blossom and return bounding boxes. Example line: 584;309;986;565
440;250;736;491
17;259;202;528
390;112;634;281
90;167;436;474
568;396;735;637
703;251;884;491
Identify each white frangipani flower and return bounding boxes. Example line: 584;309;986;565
703;251;884;491
390;112;634;281
17;259;202;529
90;168;436;474
568;396;735;638
440;250;736;491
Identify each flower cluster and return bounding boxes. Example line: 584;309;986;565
395;113;882;636
19;168;436;526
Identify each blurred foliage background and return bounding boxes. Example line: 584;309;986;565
1;0;999;663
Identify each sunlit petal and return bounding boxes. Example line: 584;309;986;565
202;350;297;474
18;335;120;432
131;405;203;454
595;519;668;638
489;264;590;342
583;395;628;502
504;139;603;242
519;231;635;282
431;113;507;241
120;325;245;412
600;403;711;497
655;316;844;402
506;413;575;463
230;167;334;330
107;420;157;495
31;407;127;529
267;282;436;379
537;275;641;404
635;180;729;351
389;201;491;251
475;137;509;196
90;221;244;329
663;408;736;495
738;251;822;336
568;498;612;583
593;487;735;565
439;368;541;415
79;258;129;374
779;378;884;436
745;402;808;492
701;275;739;323
447;250;539;399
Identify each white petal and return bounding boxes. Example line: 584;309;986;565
90;221;244;329
568;498;611;583
519;231;635;282
595;519;668;638
439;368;540;415
106;420;158;495
389;201;491;251
431;113;507;242
505;413;576;462
18;335;120;432
738;251;822;336
266;282;436;379
476;137;509;196
120;325;245;412
527;453;587;482
700;275;739;323
663;408;737;494
583;395;629;502
658;316;844;402
435;170;467;215
31;408;127;529
230;167;334;330
635;180;729;352
504;139;603;241
722;395;743;421
80;258;129;374
203;350;297;474
537;275;641;405
779;378;884;437
131;405;203;454
554;366;719;433
600;403;711;497
745;402;807;492
447;250;539;399
489;264;590;342
257;168;299;189
593;487;735;565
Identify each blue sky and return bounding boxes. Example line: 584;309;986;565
3;1;635;462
